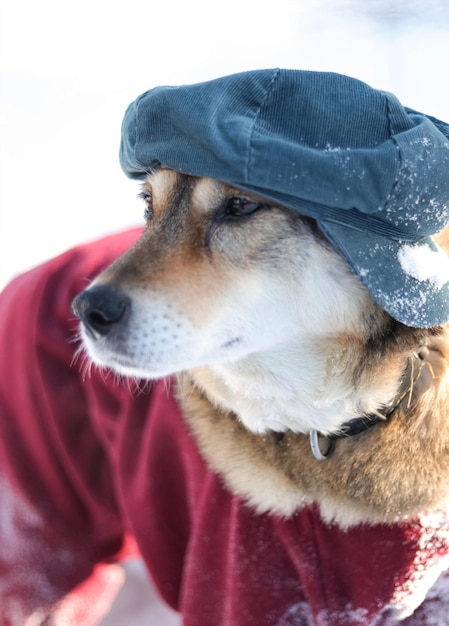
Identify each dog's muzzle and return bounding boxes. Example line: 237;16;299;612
72;285;130;341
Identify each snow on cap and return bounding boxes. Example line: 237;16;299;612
119;69;449;327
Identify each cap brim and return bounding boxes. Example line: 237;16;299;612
319;220;449;328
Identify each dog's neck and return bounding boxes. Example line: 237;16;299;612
190;328;410;436
179;331;448;524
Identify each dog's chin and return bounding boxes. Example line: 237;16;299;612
79;327;248;381
92;356;163;380
82;341;177;380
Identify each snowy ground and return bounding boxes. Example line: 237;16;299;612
0;0;448;290
25;558;181;626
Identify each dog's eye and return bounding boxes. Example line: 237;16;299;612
139;191;154;220
225;197;263;217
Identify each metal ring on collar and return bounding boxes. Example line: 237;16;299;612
309;430;336;461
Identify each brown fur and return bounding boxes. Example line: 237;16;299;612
179;330;449;526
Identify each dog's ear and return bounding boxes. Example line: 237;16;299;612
434;225;449;255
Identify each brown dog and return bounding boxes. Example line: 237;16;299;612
72;168;449;528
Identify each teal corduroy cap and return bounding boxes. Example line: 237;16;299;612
119;69;449;328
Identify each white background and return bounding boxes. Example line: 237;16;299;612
1;0;448;289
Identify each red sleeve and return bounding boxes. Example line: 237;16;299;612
0;230;142;622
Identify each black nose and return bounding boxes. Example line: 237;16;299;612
72;285;130;340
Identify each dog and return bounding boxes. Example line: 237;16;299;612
72;167;449;529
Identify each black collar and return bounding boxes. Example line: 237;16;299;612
309;345;428;461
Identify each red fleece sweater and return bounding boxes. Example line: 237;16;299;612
1;229;448;626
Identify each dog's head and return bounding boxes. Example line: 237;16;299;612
73;169;377;378
73;169;441;435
